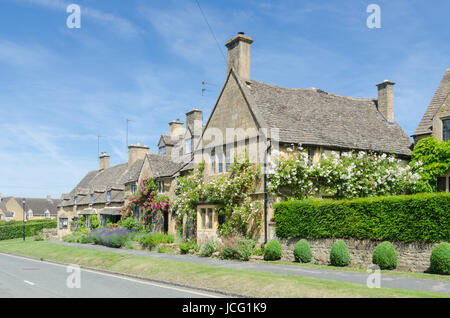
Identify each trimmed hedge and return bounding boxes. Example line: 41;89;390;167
0;220;57;240
430;242;450;275
274;193;450;243
293;239;312;263
330;240;351;266
264;239;282;261
372;241;397;270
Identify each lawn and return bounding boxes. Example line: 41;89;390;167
0;238;448;298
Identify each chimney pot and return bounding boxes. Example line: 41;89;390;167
99;152;110;171
169;120;184;137
128;142;149;168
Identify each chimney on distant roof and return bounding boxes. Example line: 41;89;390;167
376;80;395;122
99;152;110;171
186;109;203;135
128;142;149;168
225;32;253;80
169;119;183;137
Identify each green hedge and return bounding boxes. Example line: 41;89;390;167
0;220;57;240
274;193;450;243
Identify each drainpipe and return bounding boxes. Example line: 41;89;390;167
263;140;272;244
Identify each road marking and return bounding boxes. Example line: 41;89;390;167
0;252;220;298
24;280;35;286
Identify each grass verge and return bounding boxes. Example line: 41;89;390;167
0;239;448;298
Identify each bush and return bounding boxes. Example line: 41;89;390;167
293;239;312;263
274;193;450;243
218;235;255;261
158;246;169;253
138;233;174;249
372;241;397;270
330;240;350;267
430;242;450;275
179;242;191;254
0;220;56;240
89;228;135;248
119;217;141;230
264;239;282;261
200;240;216;257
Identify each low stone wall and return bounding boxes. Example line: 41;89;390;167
43;228;58;240
279;238;439;272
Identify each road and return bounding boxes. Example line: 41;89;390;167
0;253;221;298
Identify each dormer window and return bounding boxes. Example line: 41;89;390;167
159;146;166;154
44;211;50;218
74;196;78;205
27;210;33;218
443;119;450;142
90;194;94;205
107;191;112;203
131;183;137;193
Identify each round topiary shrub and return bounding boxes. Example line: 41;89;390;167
430;242;450;275
330;240;350;267
293;239;312;263
372;241;397;270
264;239;282;261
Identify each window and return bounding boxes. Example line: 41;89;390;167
159;146;166;154
107;191;112;202
27;210;33;218
131;183;137;193
158;180;166;193
60;200;64;208
443;119;450;142
134;205;139;221
201;208;206;229
185;137;193;154
308;148;315;166
225;150;231;172
437;177;447;192
90;194;94;205
44;211;50;218
211;151;216;174
59;218;68;229
74;196;78;205
207;208;213;229
218;152;223;173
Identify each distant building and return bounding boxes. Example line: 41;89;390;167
0;194;58;222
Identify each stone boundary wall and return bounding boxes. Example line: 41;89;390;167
279;238;440;272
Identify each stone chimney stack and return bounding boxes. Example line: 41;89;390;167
128;142;149;168
376;80;395;122
225;32;253;80
186;109;203;135
99;152;110;171
169;119;184;137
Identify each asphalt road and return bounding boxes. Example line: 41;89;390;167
0;253;221;298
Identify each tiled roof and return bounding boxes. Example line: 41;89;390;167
413;69;450;137
240;77;413;156
15;197;58;216
147;153;186;178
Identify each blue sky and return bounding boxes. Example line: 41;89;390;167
0;0;449;198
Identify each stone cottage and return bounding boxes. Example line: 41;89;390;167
0;195;58;222
193;33;413;244
412;68;450;192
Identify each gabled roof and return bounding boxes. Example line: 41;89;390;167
147;153;186;178
413;69;450;137
14;197;58;216
201;69;412;156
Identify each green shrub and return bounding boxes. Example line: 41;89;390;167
274;193;450;243
119;217;140;230
218;235;255;261
200;240;216;257
264;239;282;261
179;242;191;254
0;220;56;240
293;239;312;263
430;242;450;275
372;241;397;270
158;246;168;253
138;233;174;249
330;240;350;267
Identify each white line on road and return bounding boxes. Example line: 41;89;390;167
0;252;220;298
24;280;35;286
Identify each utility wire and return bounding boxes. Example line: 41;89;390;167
194;0;227;63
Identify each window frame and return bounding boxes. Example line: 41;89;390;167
443;118;450;142
107;190;112;203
